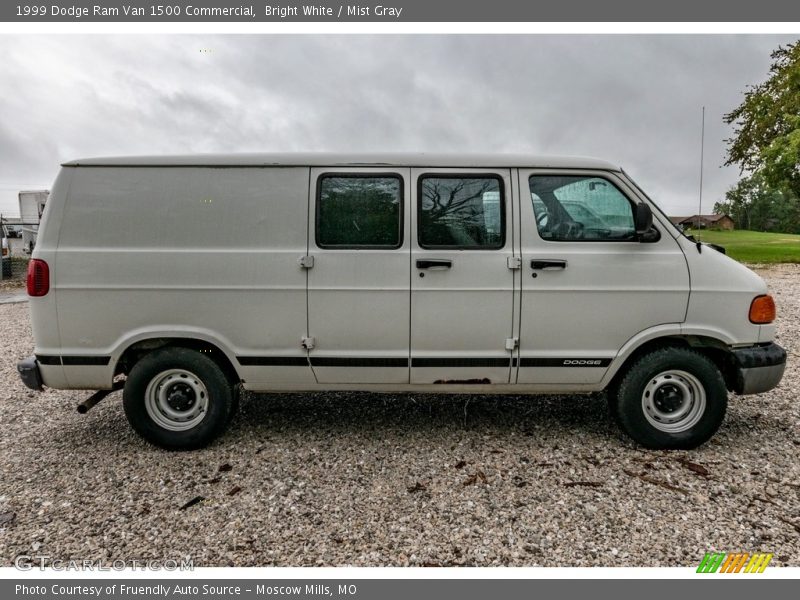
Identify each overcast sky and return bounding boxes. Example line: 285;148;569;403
0;34;797;218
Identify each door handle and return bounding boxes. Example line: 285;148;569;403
416;259;453;270
531;259;567;270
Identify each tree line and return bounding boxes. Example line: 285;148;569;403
714;42;800;233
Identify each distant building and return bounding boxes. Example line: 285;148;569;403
668;214;735;231
668;216;689;227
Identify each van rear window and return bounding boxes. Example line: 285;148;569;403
316;175;403;248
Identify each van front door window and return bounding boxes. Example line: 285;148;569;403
529;175;636;241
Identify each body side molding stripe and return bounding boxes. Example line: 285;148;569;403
36;355;111;366
232;356;613;368
35;355;62;366
61;356;111;366
237;356;309;367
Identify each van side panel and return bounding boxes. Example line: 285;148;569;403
52;166;313;388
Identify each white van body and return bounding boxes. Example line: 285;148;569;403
18;154;786;449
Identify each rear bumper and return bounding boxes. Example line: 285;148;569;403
17;355;43;391
732;343;786;395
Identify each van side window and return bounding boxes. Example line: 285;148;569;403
529;175;636;241
316;175;403;248
418;175;504;249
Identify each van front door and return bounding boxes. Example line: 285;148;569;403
307;167;411;384
410;168;517;385
516;169;690;385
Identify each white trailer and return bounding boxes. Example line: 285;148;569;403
18;190;49;254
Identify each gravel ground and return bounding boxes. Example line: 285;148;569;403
1;266;799;567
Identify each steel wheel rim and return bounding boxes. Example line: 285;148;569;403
641;369;706;433
144;369;209;432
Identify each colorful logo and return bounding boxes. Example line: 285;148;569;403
697;552;773;573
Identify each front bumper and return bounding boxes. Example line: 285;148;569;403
731;343;786;395
17;355;43;391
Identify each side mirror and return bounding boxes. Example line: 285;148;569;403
634;203;659;242
634;202;653;234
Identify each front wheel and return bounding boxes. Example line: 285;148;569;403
610;347;727;449
123;347;234;450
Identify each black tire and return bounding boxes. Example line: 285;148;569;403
123;347;233;450
609;346;727;449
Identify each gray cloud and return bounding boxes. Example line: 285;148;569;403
0;34;797;217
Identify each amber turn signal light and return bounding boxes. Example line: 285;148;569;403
749;294;776;324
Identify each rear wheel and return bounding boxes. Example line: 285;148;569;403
123;347;233;449
610;347;727;449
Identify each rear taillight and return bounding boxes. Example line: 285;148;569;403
27;259;50;297
749;294;776;324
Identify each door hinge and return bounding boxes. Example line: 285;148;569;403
506;256;521;270
301;336;315;350
299;255;315;269
505;337;519;351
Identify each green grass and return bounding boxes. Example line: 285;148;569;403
685;229;800;264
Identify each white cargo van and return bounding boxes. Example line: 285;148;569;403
17;154;786;450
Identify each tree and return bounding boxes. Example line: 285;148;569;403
724;42;800;197
714;172;800;233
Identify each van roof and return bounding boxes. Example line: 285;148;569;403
62;153;621;171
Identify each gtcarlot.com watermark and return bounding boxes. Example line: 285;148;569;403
14;555;194;571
